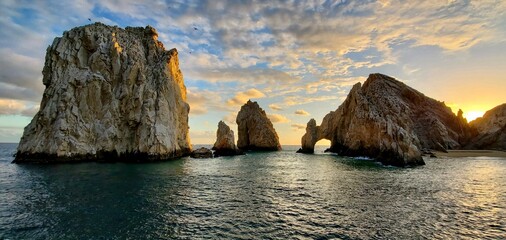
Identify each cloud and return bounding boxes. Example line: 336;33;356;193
294;109;310;116
0;99;39;117
227;88;266;106
267;114;290;123
0;49;45;101
2;0;506;141
223;112;238;125
187;67;297;86
189;130;215;144
284;95;340;106
187;88;237;115
187;90;211;115
269;104;283;111
291;123;306;130
190;130;214;139
0;127;24;142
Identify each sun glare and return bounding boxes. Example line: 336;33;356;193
464;111;485;122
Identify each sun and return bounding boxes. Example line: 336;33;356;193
464;111;485;122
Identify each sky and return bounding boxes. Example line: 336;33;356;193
0;0;505;145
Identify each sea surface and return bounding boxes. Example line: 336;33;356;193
0;143;505;239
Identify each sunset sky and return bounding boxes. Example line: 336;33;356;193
0;0;505;145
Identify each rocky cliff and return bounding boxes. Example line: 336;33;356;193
236;100;281;151
14;23;191;163
298;73;474;167
466;104;506;150
212;121;243;156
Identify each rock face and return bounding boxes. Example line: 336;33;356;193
236;100;282;151
299;73;474;167
212;121;243;156
14;23;191;163
190;147;213;158
466;104;506;150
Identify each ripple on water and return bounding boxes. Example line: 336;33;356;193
0;145;505;239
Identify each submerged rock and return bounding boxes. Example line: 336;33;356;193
14;23;191;163
298;73;475;167
212;121;243;157
236;100;282;151
466;104;506;150
190;147;213;158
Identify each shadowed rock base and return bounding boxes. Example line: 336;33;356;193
324;146;425;167
296;148;314;154
190;147;213;158
13;148;191;163
213;148;244;157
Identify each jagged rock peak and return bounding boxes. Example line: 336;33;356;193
212;121;243;156
236;100;282;151
298;73;475;167
14;23;191;163
466;103;506;150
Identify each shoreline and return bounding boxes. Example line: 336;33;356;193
434;150;506;158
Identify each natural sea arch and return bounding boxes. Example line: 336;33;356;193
297;118;331;154
314;139;331;153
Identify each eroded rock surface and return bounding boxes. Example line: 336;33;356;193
15;23;191;163
466;104;506;150
298;73;475;167
212;121;243;156
236;100;281;151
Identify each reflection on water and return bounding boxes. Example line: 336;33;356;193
0;144;505;239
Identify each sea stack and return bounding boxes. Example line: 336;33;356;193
212;121;243;156
236;100;282;151
466;104;506;150
298;73;474;167
14;23;191;163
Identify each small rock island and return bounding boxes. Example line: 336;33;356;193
14;23;192;163
237;100;282;151
298;73;475;167
212;121;243;157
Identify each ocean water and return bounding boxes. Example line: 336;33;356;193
0;143;505;239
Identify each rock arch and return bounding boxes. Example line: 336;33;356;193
296;118;330;153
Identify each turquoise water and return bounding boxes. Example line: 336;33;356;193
1;143;505;239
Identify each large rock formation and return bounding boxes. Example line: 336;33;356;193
298;73;474;167
236;100;282;151
466;104;506;150
14;23;191;163
212;121;243;156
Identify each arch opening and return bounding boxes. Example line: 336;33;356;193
314;139;331;153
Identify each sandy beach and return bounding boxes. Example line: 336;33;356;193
435;150;506;158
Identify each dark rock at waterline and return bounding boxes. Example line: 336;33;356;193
190;147;213;158
213;148;244;157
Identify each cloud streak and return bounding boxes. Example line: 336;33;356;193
268;113;290;123
294;109;310;116
227;88;266;106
